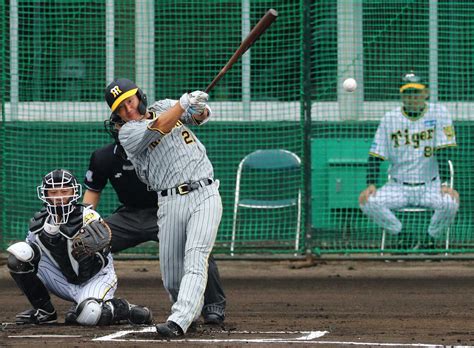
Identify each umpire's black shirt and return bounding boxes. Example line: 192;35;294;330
84;143;157;209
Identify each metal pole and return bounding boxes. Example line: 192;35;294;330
303;0;313;259
10;0;19;120
337;0;363;121
429;0;438;103
135;0;155;102
105;0;115;84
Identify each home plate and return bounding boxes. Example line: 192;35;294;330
93;326;330;343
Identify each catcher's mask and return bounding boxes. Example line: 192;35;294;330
104;78;148;123
37;169;82;224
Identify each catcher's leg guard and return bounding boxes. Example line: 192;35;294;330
105;298;153;324
129;304;153;324
7;242;54;313
75;298;114;326
64;303;78;325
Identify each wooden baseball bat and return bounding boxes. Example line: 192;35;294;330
205;9;278;93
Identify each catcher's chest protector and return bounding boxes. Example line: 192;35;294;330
33;205;108;285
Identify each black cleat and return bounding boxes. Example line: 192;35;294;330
203;313;224;326
156;320;184;338
16;308;57;325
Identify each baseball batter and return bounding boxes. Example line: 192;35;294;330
83;138;226;324
7;169;152;326
104;78;222;337
359;72;459;243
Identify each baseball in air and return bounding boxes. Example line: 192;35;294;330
343;78;357;92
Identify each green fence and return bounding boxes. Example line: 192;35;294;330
311;122;474;255
1;0;474;257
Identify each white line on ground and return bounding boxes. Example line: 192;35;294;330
93;327;329;342
91;326;472;347
296;331;329;340
9;335;82;338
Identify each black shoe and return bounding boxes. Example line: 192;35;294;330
129;305;153;325
203;313;224;326
202;304;225;325
156;320;184;338
16;308;57;325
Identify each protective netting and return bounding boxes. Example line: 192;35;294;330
311;0;474;255
1;0;473;256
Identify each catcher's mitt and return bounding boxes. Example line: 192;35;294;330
71;220;112;261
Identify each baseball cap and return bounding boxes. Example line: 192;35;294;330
400;71;427;93
104;78;139;112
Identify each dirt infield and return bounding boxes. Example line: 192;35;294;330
1;259;474;347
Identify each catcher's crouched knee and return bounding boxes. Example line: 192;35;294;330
7;242;40;274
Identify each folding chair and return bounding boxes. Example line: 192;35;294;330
381;160;454;255
230;149;301;256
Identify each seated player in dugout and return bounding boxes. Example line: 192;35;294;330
359;71;460;246
6;169;152;326
82;93;226;326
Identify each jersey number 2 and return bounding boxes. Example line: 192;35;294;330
182;130;195;144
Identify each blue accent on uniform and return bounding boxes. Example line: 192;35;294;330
424;119;436;127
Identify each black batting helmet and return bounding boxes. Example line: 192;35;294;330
104;78;148;117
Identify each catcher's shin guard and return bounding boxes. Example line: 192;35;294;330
105;298;153;324
7;242;53;311
129;304;153;324
75;298;114;326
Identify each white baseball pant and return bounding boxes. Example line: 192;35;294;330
360;178;458;237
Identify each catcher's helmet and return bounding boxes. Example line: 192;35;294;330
400;71;427;93
37;169;82;224
103;115;129;160
104;78;148;119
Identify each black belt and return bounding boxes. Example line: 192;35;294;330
393;177;437;187
160;179;213;197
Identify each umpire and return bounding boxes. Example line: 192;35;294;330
82;129;226;325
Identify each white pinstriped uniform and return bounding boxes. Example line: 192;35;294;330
119;99;222;332
26;211;117;304
361;103;459;237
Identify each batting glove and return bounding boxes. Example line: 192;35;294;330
179;91;209;114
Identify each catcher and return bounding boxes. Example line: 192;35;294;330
6;169;152;326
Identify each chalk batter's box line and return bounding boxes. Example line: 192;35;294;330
92;327;460;347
